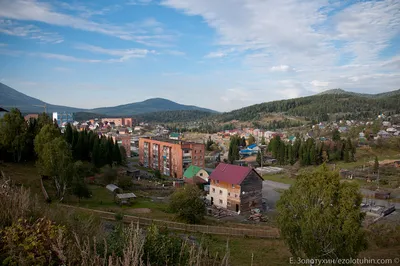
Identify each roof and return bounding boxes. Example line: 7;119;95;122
169;132;180;138
0;107;9;112
208;163;253;185
106;184;121;193
116;193;137;199
183;165;203;179
247;144;257;149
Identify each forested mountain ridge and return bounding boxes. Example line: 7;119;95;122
212;89;400;123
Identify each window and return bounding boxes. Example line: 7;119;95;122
227;202;231;207
200;155;202;159
212;188;215;193
219;190;222;195
194;156;197;159
200;173;203;177
219;199;223;204
195;150;197;153
235;194;238;198
216;180;219;184
228;192;230;196
231;184;235;188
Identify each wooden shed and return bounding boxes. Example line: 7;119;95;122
116;193;137;206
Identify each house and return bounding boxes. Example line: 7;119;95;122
382;121;391;127
207;163;263;213
386;127;397;133
377;130;391;138
183;165;209;182
338;126;348;133
239;144;260;156
169;132;181;140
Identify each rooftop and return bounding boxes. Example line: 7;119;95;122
140;136;200;145
209;163;254;185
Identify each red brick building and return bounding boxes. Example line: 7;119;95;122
139;137;205;178
102;118;133;127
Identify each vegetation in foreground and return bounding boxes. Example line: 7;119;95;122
0;175;228;266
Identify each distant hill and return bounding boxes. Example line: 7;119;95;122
213;88;400;122
89;98;217;116
0;82;84;113
0;82;217;118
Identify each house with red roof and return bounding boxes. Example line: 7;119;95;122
207;163;263;213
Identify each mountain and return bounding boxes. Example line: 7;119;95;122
0;82;217;117
0;82;84;113
89;98;217;116
213;88;400;123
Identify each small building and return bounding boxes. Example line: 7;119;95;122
382;121;391;127
169;132;180;140
183;165;209;182
207;163;263;213
106;184;123;194
24;114;39;121
116;193;136;205
377;130;391;139
127;168;140;178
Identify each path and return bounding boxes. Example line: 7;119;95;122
61;204;280;239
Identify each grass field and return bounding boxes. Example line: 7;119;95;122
262;173;296;185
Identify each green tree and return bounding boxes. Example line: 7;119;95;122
261;136;266;145
248;134;256;145
36;137;73;201
92;136;101;168
34;124;61;159
113;142;122;165
0;108;27;162
277;165;367;261
119;146;127;166
373;156;379;174
228;135;240;163
332;129;341;141
64;123;73;144
240;137;246;147
256;150;262;166
169;185;205;224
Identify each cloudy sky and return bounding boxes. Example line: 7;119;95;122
0;0;399;112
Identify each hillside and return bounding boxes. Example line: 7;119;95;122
214;89;400;122
89;98;217;116
0;82;84;113
0;83;217;117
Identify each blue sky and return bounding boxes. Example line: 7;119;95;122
0;0;399;112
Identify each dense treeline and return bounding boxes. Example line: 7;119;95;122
215;92;400;123
0;108;127;201
137;110;213;123
267;131;356;166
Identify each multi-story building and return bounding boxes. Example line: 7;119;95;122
139;137;205;178
207;163;263;213
102;118;133;127
52;112;74;127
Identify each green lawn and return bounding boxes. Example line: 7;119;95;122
262;173;296;185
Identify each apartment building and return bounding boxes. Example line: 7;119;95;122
139;137;205;178
111;134;131;158
102;118;133;127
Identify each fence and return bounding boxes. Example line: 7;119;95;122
61;204;280;239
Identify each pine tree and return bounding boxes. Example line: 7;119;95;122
113;142;122;165
248;134;256;145
240;137;246;147
373;156;379;174
256;151;262;166
261;136;266;145
332;129;341;141
107;137;114;166
92;136;100;168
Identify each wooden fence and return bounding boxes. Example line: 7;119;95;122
61;205;280;239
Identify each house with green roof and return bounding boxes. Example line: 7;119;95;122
169;132;180;140
183;165;209;182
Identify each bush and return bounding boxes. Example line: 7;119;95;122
101;166;117;184
0;218;66;265
169;185;206;224
117;176;133;190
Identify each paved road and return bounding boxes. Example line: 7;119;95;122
262;180;400;209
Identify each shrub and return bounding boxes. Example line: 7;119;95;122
101;166;117;185
0;218;66;265
117;176;133;190
169;185;206;224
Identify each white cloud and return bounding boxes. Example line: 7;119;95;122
126;0;153;6
270;65;292;72
163;0;400;102
75;44;155;62
0;0;176;46
0;19;63;44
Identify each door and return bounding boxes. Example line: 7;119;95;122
236;204;239;212
211;197;214;205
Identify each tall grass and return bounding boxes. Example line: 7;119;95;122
0;174;229;266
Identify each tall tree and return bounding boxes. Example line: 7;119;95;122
240;137;246;147
64;123;73;144
36;137;73;201
256;150;262;166
34;124;61;159
119;146;127;166
113;141;122;165
0;108;27;162
169;185;206;224
261;136;266;145
228;135;240;163
92;136;101;168
277;164;367;261
373;156;379;174
332;129;341;141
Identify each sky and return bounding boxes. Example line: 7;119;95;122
0;0;399;112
